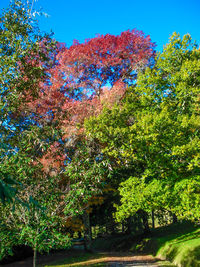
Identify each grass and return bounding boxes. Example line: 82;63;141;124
156;231;200;267
43;252;107;267
151;221;200;267
43;221;200;267
158;260;177;267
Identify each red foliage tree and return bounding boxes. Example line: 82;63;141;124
57;29;155;97
34;30;155;129
59;30;155;137
28;29;155;173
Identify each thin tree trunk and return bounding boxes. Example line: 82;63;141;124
110;215;116;234
172;214;178;223
126;217;132;234
152;210;155;229
82;210;91;251
122;222;125;233
33;248;37;267
140;210;150;234
170;211;178;223
106;215;115;234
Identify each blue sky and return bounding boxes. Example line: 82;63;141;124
1;0;200;51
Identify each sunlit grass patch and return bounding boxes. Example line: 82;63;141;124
156;225;200;267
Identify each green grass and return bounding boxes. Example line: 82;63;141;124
43;252;106;267
43;222;200;267
151;221;200;267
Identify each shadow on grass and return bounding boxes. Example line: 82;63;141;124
150;221;198;239
44;253;158;267
43;252;106;267
150;222;199;250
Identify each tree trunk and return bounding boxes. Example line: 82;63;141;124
126;217;132;234
140;210;150;234
110;216;116;234
106;214;115;234
172;214;178;223
33;248;37;267
82;210;92;251
170;211;178;223
122;222;125;233
151;210;155;229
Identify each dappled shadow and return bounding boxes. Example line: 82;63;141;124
164;246;178;263
43;253;159;267
0;249;86;267
155;229;200;257
150;222;197;238
150;222;200;256
170;230;200;244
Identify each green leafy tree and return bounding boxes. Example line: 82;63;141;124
0;0;56;202
0;176;71;267
86;33;200;222
63;140;112;248
0;2;71;266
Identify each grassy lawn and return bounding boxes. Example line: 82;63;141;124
43;252;107;267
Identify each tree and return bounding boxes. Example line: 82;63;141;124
0;2;72;266
0;0;56;202
86;33;200;222
29;29;155;138
26;30;155;178
25;29;155;245
0;173;71;267
57;29;155;95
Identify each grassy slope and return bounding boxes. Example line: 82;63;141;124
150;222;200;267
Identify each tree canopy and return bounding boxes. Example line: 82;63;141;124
0;2;200;265
86;33;200;221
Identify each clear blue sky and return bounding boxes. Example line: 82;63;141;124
1;0;200;51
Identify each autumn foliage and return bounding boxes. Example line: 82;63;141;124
27;29;155;173
57;29;155;96
30;30;155;134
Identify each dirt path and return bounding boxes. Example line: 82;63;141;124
94;253;159;267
